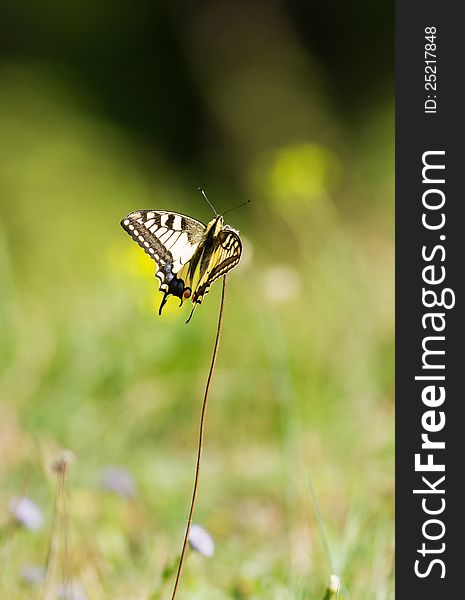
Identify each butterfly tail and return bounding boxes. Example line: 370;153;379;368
159;292;169;316
185;303;197;324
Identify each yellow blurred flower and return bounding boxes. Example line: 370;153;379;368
257;142;340;206
106;242;188;319
107;242;154;279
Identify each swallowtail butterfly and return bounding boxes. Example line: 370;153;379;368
121;209;242;322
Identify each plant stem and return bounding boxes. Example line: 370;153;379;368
170;275;227;600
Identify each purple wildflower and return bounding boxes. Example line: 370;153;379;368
99;466;136;500
21;565;45;585
188;524;215;557
58;582;88;600
9;497;44;531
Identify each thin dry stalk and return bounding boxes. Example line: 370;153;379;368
170;275;227;600
42;451;74;600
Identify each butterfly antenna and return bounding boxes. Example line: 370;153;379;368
198;188;217;216
222;199;251;217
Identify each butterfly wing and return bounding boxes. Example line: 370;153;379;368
121;210;206;313
177;226;242;322
194;229;242;303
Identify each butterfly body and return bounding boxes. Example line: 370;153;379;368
121;210;242;320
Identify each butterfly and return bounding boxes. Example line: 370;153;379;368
121;209;242;322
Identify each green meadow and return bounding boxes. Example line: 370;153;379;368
1;3;393;598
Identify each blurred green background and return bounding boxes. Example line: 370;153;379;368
0;1;393;598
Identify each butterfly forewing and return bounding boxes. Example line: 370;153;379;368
121;210;205;265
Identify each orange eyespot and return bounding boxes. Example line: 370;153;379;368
183;289;191;299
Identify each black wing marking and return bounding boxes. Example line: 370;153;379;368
121;210;206;313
